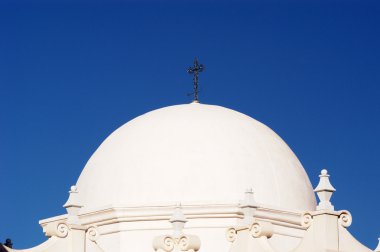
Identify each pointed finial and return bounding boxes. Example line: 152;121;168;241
239;188;257;225
187;57;204;103
169;203;187;238
314;169;336;211
240;188;256;207
63;185;83;225
153;203;200;252
375;237;380;252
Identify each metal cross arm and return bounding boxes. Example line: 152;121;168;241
187;57;204;102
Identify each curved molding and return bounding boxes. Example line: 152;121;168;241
339;211;352;228
226;227;238;243
301;212;313;228
87;226;100;242
250;221;273;238
152;235;200;252
43;223;69;238
178;235;201;251
153;236;175;252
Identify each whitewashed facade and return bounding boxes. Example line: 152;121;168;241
3;103;379;252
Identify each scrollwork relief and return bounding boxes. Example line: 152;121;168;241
57;223;69;238
87;226;100;242
44;222;69;238
339;211;352;228
178;236;189;250
250;221;273;238
226;228;237;243
153;235;200;252
301;212;313;228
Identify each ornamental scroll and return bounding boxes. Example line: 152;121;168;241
153;235;201;252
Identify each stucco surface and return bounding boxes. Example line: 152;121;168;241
76;103;316;212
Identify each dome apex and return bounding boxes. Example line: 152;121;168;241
76;103;316;212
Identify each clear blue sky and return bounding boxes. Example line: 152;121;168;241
0;0;379;249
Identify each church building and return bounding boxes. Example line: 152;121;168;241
1;60;379;252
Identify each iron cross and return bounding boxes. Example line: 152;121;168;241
187;57;204;102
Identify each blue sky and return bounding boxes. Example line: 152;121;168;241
0;0;379;249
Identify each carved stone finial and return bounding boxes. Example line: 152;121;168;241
169;203;188;238
242;188;255;204
375;237;380;252
314;169;336;211
239;188;257;225
63;185;83;225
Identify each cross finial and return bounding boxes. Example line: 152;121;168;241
187;57;204;103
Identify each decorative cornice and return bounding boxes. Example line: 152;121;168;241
39;202;311;241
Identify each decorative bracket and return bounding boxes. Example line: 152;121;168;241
152;204;201;252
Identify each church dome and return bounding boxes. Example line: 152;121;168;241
76;103;316;212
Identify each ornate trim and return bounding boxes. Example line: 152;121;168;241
338;211;352;228
301;212;313;228
226;228;238;243
250;221;273;238
87;226;100;242
44;222;69;238
153;235;200;252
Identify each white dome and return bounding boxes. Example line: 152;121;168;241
76;103;316;212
